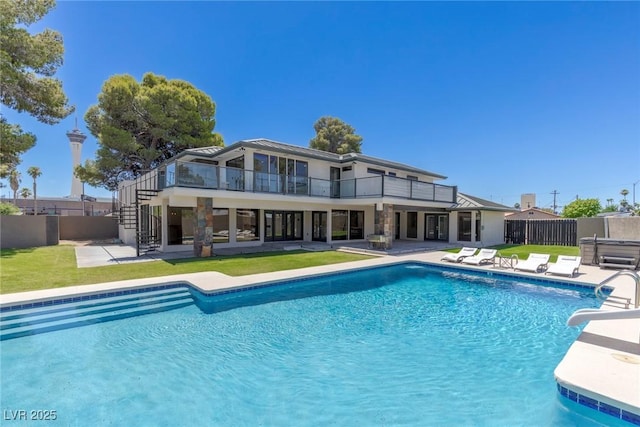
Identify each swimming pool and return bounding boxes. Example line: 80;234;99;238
0;263;628;426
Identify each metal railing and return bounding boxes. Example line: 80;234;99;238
155;161;457;203
595;270;640;309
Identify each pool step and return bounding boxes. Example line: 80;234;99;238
0;288;194;341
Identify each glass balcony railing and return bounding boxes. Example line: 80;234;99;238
158;161;456;203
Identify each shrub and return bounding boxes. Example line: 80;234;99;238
0;202;21;215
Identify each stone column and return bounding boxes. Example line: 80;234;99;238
194;197;214;257
374;203;394;247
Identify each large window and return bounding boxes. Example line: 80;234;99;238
332;210;348;240
226;156;244;191
168;207;194;245
349;210;364;239
458;212;472;241
254;154;308;194
332;210;364;240
212;208;230;243
264;210;303;241
407;212;418;238
236;209;259;242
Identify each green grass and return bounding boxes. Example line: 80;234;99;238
0;246;373;295
444;244;579;262
1;244;581;295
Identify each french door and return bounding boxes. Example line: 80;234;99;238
264;210;303;241
425;214;449;241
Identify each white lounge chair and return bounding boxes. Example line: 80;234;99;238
461;249;497;265
441;247;478;263
513;253;550;273
546;255;581;277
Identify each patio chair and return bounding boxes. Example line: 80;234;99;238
441;247;478;263
513;253;550;273
461;249;497;265
546;256;581;277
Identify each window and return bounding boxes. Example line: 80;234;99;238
475;213;481;242
407;175;418;181
458;212;472;241
407;212;418;238
236;209;259;242
264;210;303;241
332;210;348;240
212;208;230;243
349;211;364;239
387;172;396;177
367;167;385;175
226;156;244;191
168;207;194;245
342;166;352;172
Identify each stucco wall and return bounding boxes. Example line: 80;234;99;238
480;211;506;246
606;217;640;240
0;216;59;249
59;216;118;240
577;217;605;241
1;216;118;249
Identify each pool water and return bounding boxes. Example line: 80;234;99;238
0;264;625;426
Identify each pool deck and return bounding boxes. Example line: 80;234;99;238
1;249;639;423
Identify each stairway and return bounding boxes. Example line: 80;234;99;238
1;287;194;341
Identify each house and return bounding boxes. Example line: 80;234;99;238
117;138;514;256
506;208;561;220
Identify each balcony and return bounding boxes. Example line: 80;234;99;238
157;161;456;203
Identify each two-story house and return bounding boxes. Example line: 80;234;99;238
117;138;513;256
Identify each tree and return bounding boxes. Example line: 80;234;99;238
27;166;41;215
78;72;223;191
620;188;630;211
19;187;31;214
309;116;363;154
0;0;74;124
561;198;601;218
8;169;20;204
0;117;36;178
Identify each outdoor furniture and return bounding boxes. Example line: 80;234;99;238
441;247;477;263
513;253;550;273
367;234;391;250
461;249;497;265
494;253;519;269
546;255;581;277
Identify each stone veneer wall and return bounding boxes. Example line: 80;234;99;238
374;203;394;239
194;197;214;257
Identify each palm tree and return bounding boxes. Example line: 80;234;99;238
19;187;32;214
9;169;21;204
620;188;630;211
27;166;42;215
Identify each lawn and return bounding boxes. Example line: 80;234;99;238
1;244;581;295
0;246;373;294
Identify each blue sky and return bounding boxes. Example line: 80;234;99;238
4;1;639;211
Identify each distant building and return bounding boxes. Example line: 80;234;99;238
506;208;560;220
520;193;536;210
3;196;114;216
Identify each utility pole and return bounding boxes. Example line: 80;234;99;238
551;190;559;214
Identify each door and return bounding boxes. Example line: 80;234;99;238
425;214;449;241
395;212;400;240
438;215;449;240
312;211;327;242
265;210;303;241
425;215;437;240
330;167;341;198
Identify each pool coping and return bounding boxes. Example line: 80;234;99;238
1;251;639;424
